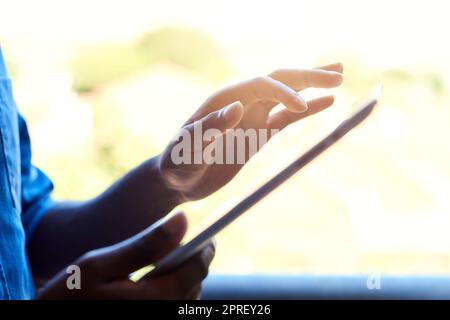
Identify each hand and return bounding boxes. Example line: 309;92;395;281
37;212;215;300
159;63;344;200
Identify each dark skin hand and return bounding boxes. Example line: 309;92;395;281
29;63;343;299
37;212;214;299
160;63;343;200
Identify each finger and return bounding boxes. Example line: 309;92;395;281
316;62;344;73
247;76;308;112
186;284;202;300
269;68;343;92
179;101;243;153
90;212;187;278
268;95;335;130
186;101;243;134
255;64;342;114
162;103;243;176
149;242;215;299
191;76;308;119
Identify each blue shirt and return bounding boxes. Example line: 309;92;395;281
0;48;54;299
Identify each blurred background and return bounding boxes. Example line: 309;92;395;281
1;0;450;276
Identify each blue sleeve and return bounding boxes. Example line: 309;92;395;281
18;114;55;243
0;48;8;78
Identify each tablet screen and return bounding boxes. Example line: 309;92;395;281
134;85;381;280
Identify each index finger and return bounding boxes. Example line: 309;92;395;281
190;76;309;120
316;62;344;73
269;67;343;92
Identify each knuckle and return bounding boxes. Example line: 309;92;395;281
251;76;276;99
251;75;268;87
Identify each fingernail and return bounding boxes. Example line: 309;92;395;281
295;94;308;113
211;237;217;248
222;101;243;121
335;62;344;73
202;243;216;264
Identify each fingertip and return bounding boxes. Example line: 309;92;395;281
327;94;335;103
163;212;188;242
210;237;217;249
317;62;344;74
205;238;216;255
173;211;188;235
328;71;344;83
328;71;344;86
311;95;336;111
333;62;344;73
311;95;335;111
293;94;309;113
320;95;336;106
201;241;216;265
222;101;244;126
325;96;336;108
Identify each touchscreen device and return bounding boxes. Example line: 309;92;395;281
137;86;381;279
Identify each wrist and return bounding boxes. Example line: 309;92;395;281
146;155;186;208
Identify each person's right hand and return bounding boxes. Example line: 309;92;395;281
37;212;215;300
159;63;343;201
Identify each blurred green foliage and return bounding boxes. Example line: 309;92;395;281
72;45;144;92
138;27;230;81
50;26;233;199
72;26;230;92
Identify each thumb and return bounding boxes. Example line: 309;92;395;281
204;101;244;132
187;101;243;136
182;101;243;152
91;212;187;278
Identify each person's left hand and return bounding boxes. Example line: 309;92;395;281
37;212;214;300
159;63;343;201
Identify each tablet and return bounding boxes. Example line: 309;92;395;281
138;85;381;279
